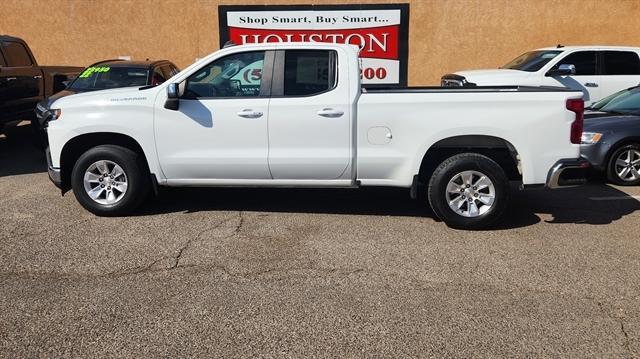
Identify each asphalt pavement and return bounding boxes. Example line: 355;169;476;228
1;125;639;357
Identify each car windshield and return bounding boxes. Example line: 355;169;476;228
69;66;149;91
590;87;640;114
502;50;562;72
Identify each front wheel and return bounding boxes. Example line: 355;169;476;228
71;145;149;216
607;144;640;186
427;153;510;230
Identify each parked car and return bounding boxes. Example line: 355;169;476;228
35;59;180;134
42;43;588;229
581;85;640;185
0;35;83;134
441;46;640;105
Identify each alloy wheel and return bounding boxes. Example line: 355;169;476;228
614;149;640;182
445;170;496;217
82;160;128;205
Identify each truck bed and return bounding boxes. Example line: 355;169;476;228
357;85;583;187
363;85;575;93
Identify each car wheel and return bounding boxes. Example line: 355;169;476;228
71;145;149;216
607;143;640;186
427;153;510;230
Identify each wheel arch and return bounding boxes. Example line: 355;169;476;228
417;135;522;183
59;132;152;192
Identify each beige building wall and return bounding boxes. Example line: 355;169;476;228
2;0;640;85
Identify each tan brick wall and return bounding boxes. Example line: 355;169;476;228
2;0;639;85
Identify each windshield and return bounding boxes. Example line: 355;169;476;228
70;66;149;91
502;50;562;72
590;87;640;114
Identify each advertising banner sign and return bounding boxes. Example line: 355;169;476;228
219;4;409;86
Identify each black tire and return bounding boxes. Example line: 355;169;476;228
71;145;149;216
607;143;640;186
427;153;510;230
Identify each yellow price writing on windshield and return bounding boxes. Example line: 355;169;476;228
79;66;111;78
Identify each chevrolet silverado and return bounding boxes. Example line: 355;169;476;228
43;43;587;229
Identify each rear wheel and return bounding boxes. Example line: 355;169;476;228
607;143;640;186
71;145;149;216
427;153;510;229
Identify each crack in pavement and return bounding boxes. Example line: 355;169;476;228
1;254;638;357
103;255;174;278
596;301;633;357
0;212;245;280
174;264;365;282
0;262;366;282
170;211;243;270
620;321;632;356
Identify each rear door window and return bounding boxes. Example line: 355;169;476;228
554;51;597;75
1;41;33;67
283;50;336;96
602;51;640;75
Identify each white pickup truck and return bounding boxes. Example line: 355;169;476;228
442;46;640;105
43;42;588;229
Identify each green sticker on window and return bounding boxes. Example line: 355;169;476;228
79;66;111;78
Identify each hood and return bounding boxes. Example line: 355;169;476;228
44;89;81;106
447;69;534;85
50;86;145;108
38;89;80;111
583;113;640;132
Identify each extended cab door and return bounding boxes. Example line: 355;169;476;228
542;51;601;104
154;50;274;180
0;40;42;120
267;49;351;180
598;50;640;99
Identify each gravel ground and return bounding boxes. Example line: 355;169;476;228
1;125;639;357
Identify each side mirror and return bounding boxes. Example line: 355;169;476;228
546;64;576;77
164;83;180;110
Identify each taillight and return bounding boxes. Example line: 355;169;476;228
566;98;584;144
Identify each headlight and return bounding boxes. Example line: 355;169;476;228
581;132;602;144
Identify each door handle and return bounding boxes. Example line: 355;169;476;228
317;108;344;118
237;109;263;118
34;75;42;79
6;77;17;81
584;82;599;87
